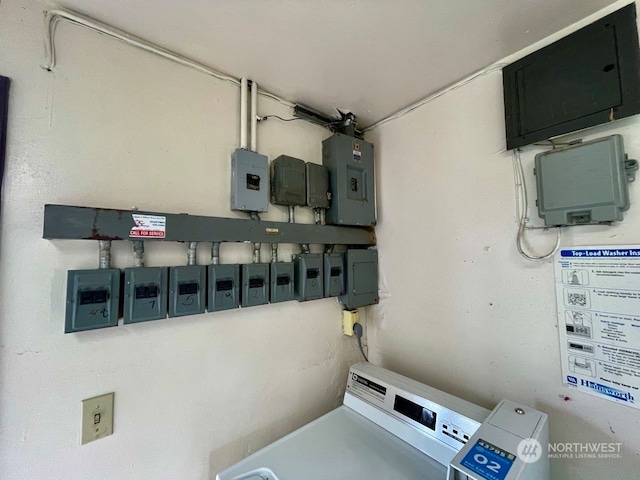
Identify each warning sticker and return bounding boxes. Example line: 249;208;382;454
129;214;166;238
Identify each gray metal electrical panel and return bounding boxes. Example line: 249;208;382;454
241;263;269;307
208;264;240;312
293;253;324;301
271;155;306;206
270;262;294;303
230;148;269;213
123;267;168;324
322;133;376;226
535;135;636;226
168;265;206;317
65;269;120;333
306;163;330;209
340;249;379;309
324;253;345;297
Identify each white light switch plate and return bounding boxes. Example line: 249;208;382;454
81;392;114;445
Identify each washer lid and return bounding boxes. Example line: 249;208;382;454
216;406;447;480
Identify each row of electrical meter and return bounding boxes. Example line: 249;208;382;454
65;249;378;333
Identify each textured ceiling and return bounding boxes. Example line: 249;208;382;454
48;0;619;127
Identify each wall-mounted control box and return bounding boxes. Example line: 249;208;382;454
123;267;168;324
322;133;376;226
324;253;345;297
535;135;636;226
270;262;294;303
65;269;121;333
208;264;240;312
306;163;331;209
230;148;269;213
241;263;269;307
340;249;379;309
271;155;306;206
168;265;206;317
293;253;324;301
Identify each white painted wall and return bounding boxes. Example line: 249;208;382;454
366;3;640;478
0;1;363;478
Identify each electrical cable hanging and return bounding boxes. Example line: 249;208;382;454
512;148;561;261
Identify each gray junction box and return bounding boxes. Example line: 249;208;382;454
324;253;345;297
242;263;269;307
305;163;330;209
270;262;295;303
340;249;379;309
65;269;120;333
293;253;324;301
124;267;168;324
322;133;376;226
208;264;240;312
271;155;306;206
230;148;269;213
534;135;636;226
168;265;206;318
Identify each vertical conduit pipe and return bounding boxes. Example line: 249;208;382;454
288;205;295;224
252;243;261;264
133;241;145;267
240;78;248;149
250;80;258;152
98;240;112;269
271;243;278;263
211;242;220;265
187;242;198;266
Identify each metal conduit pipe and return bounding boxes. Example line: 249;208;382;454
271;243;278;263
250;80;258;152
288;205;295;224
98;240;112;269
211;242;220;265
240;78;248;149
133;240;145;267
300;244;310;254
253;243;261;264
313;209;321;225
187;242;198;266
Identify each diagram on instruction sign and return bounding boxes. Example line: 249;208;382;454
555;246;640;409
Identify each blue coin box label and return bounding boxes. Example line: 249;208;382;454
460;439;515;480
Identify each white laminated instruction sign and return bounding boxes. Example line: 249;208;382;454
554;245;640;408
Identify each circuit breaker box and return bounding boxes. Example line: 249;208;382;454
324;253;345;297
340;249;379;309
306;163;331;209
168;265;206;317
65;269;120;333
123;267;168;324
322;133;376;226
270;262;294;303
230;148;269;213
241;263;269;307
293;253;324;301
271;155;306;206
535;135;635;226
208;264;240;312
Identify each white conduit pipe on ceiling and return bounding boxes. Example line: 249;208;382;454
42;9;295;108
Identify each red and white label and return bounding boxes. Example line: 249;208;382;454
129;214;166;238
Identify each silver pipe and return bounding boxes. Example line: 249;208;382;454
288;205;295;223
133;240;145;267
313;208;321;225
240;78;248;149
187;242;198;266
271;243;278;263
320;208;326;225
253;243;261;264
301;244;310;254
211;242;220;265
250;80;258;151
98;240;111;269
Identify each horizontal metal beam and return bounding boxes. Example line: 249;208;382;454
43;204;376;246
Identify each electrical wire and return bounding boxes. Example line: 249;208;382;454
352;323;368;362
512;148;562;261
258;115;303;123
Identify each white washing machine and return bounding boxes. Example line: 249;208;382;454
216;362;491;480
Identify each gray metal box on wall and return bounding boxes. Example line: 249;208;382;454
65;269;121;333
293;253;323;301
340;249;379;309
270;262;294;303
322;133;376;226
306;163;330;209
535;135;635;226
208;264;240;312
324;253;345;297
123;267;168;324
241;263;269;307
230;148;269;213
168;265;206;317
271;155;306;206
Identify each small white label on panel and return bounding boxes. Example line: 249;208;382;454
129;214;166;238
